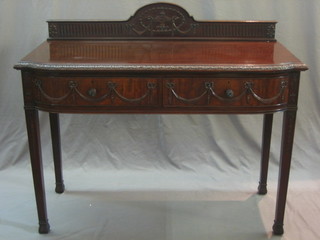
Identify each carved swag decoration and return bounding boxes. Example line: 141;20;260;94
33;78;287;105
33;79;157;104
166;81;288;105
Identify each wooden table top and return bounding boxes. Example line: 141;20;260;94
15;40;308;72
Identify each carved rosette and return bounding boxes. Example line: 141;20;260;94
266;24;276;38
48;23;58;38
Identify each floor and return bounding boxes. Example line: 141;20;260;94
1;167;319;240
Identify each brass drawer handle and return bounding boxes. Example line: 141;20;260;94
225;89;234;98
87;88;97;97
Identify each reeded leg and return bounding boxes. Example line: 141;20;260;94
49;113;65;194
25;109;50;234
258;114;273;195
273;110;297;235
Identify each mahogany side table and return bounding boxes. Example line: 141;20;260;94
14;3;308;235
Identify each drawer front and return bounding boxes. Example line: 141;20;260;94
163;76;289;107
32;77;159;107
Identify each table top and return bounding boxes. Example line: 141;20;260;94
15;40;307;72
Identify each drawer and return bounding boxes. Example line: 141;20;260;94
32;76;159;107
163;76;289;107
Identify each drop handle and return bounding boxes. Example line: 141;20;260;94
225;89;234;98
88;88;97;97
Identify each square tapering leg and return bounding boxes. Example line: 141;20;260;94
25;109;50;234
49;113;65;193
258;114;273;195
273;110;297;235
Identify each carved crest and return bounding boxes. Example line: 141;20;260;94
127;3;199;36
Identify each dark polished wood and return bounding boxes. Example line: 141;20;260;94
49;113;64;194
17;40;305;72
14;2;307;235
258;113;273;194
24;108;50;234
47;2;276;41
